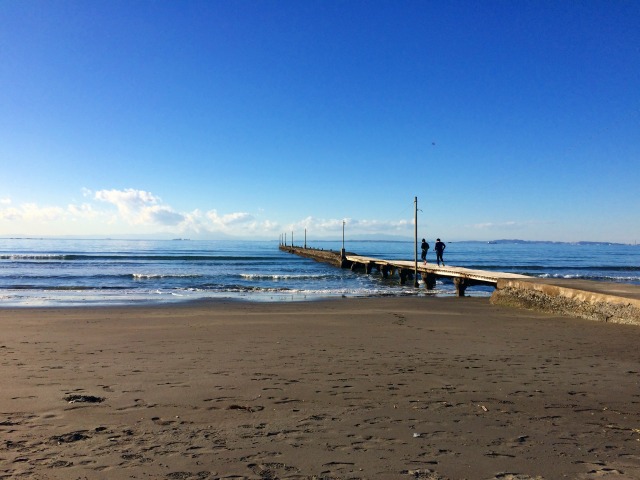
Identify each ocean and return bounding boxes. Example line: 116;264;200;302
0;238;638;307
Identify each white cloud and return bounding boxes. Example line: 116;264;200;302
175;209;204;233
471;220;554;231
94;188;186;226
142;205;185;226
9;203;66;222
349;218;413;232
255;219;279;232
88;189;256;232
67;203;98;219
0;206;21;221
472;221;519;230
95;188;160;218
243;219;281;235
200;210;283;236
206;210;254;229
0;187;414;239
0;197;11;205
287;216;413;235
0;202;101;224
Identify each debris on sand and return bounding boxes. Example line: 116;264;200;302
64;394;105;404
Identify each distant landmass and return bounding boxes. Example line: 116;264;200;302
470;239;628;246
336;237;631;246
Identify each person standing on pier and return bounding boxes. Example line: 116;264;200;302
421;239;430;264
435;238;446;266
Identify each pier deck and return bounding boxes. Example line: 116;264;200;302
345;254;528;294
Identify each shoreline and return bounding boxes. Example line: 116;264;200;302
0;288;491;310
2;297;639;479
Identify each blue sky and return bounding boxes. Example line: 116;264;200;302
1;0;639;243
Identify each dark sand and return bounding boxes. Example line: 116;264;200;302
1;297;639;479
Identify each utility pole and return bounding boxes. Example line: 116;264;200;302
414;196;419;287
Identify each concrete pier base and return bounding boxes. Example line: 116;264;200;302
491;278;640;326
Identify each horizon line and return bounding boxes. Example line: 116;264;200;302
0;236;635;246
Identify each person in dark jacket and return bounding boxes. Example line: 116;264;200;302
435;238;446;266
421;239;429;264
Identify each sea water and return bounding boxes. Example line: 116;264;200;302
0;238;638;307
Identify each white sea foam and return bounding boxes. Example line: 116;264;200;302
1;254;67;260
240;273;330;280
132;273;203;279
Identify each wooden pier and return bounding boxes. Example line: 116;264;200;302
279;245;528;296
280;245;640;325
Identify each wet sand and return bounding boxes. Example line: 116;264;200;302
1;297;639;479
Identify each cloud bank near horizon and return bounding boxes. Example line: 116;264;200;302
0;188;418;239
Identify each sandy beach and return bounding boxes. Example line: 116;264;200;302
1;297;639;479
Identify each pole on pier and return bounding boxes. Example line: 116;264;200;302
285;232;287;246
304;228;307;249
341;220;346;259
291;231;294;248
414;196;419;287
